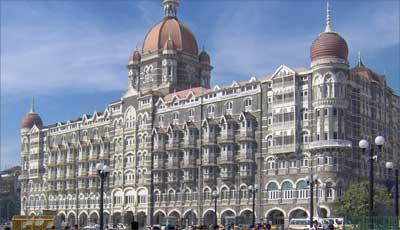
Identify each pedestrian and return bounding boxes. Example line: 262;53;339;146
328;223;334;230
265;224;271;230
310;220;319;230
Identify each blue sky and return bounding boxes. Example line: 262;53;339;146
1;0;399;169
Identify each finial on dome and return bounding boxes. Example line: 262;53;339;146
358;51;364;67
30;97;35;113
163;0;179;17
325;1;332;32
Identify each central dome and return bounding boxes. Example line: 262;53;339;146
142;17;198;56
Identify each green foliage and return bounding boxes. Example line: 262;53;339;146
336;181;392;217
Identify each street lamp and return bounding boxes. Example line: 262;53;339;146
96;162;111;230
386;161;398;217
305;174;319;228
212;190;219;225
248;184;259;226
359;136;385;229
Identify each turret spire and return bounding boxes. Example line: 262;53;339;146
30;97;35;113
325;1;332;32
358;51;364;67
163;0;179;17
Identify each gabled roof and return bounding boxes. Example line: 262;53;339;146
164;87;207;102
239;111;256;121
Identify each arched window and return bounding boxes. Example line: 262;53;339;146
296;180;309;199
266;182;279;200
221;187;229;200
244;98;252;107
207;105;215;114
173;112;179;120
225;102;233;110
281;181;294;199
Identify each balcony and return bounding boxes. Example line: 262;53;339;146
153;142;166;152
166;140;180;150
202;155;217;166
202;134;217;146
267;144;296;154
88;154;98;161
56;158;66;165
238;149;253;162
220;171;234;181
66;158;75;164
78;156;88;162
166;159;180;169
66;172;75;179
309;139;352;149
182;157;196;168
182;138;197;149
167;176;179;184
219;153;235;164
238;129;255;141
154;177;164;185
99;153;109;160
183;175;196;183
153;159;165;170
47;158;56;166
219;131;235;143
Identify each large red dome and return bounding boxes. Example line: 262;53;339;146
142;17;198;56
310;32;348;62
21;112;43;129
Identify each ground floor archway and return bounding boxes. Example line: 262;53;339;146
289;209;308;220
112;212;122;226
124;211;134;228
183;210;197;227
221;210;235;226
79;213;88;227
154;211;166;225
266;209;284;226
89;212;99;225
67;213;76;225
137;211;147;229
319;207;328;218
239;210;253;226
203;210;216;228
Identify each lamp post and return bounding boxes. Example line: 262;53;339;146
359;136;385;229
212;190;219;226
385;161;399;217
248;184;259;226
96;162;111;230
305;174;319;228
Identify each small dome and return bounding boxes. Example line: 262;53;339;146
142;17;198;56
199;50;210;63
310;31;348;62
129;50;141;62
21;112;43;129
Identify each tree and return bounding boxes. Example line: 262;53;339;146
336;181;392;217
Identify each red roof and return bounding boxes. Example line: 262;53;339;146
163;87;208;102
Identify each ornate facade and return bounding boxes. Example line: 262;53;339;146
19;0;400;228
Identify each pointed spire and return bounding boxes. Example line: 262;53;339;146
358;51;364;67
30;97;35;113
163;0;179;18
325;1;332;32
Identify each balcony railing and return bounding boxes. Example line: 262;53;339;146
309;139;352;149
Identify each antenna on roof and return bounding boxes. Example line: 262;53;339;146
30;97;35;113
358;51;364;67
325;1;332;32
